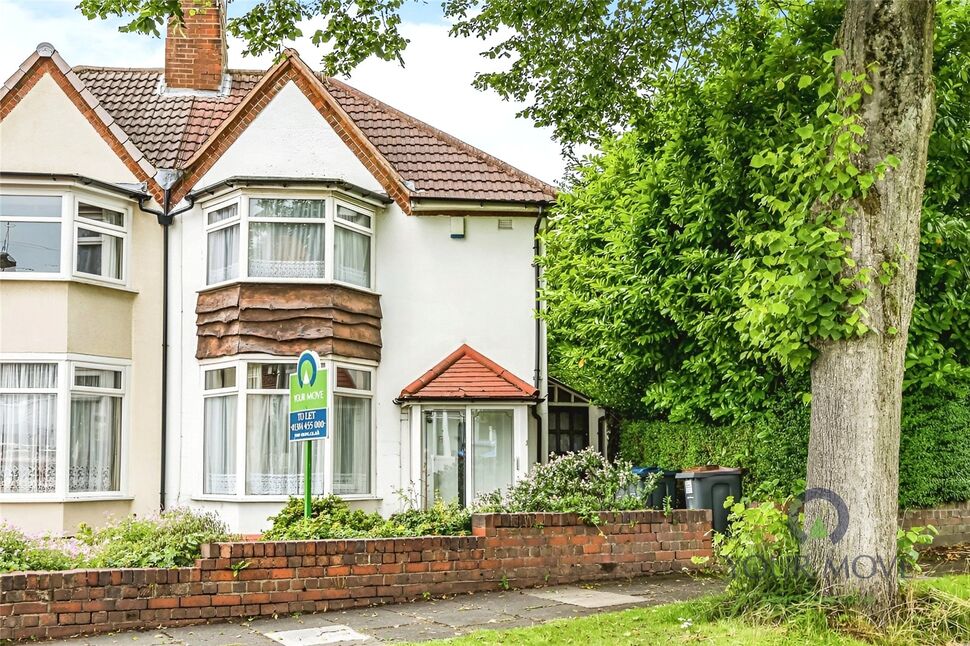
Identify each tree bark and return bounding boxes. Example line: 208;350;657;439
804;0;935;611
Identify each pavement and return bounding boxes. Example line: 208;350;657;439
51;575;724;646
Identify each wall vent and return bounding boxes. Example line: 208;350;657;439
498;218;514;230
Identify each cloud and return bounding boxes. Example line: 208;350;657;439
0;1;567;185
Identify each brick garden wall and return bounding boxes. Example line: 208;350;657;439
901;501;970;546
0;510;712;641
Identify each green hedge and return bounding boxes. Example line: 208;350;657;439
620;386;970;508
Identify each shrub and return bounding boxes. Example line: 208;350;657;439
263;494;472;540
474;447;657;523
0;524;87;572
77;508;230;568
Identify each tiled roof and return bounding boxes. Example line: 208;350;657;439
399;344;539;401
71;66;556;203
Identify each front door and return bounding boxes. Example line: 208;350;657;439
548;407;590;456
423;409;466;506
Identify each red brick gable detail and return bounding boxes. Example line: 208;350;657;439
172;51;412;211
0;56;159;201
399;344;539;401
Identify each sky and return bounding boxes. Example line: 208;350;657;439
0;0;567;186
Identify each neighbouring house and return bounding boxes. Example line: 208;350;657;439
0;1;570;534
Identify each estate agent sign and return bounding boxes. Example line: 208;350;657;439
288;350;327;518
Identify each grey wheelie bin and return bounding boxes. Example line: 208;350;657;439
676;467;743;533
632;466;680;509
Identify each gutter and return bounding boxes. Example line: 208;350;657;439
188;176;392;206
531;206;547;465
0;171;149;200
136;170;195;512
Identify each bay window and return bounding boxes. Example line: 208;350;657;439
0;191;129;284
200;359;374;498
204;195;374;290
0;358;127;498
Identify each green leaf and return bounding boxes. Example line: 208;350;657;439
822;48;844;63
797;74;812;89
795;124;814;140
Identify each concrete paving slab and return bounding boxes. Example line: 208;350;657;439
263;626;370;646
162;623;271;646
322;607;416;631
524;586;644;609
54;633;184;646
366;622;461;643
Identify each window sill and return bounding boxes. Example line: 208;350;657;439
0;275;138;294
192;494;381;503
197;278;380;298
0;494;134;504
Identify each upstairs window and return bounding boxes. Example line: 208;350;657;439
204;195;374;290
0;190;130;286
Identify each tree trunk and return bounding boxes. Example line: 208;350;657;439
804;0;935;611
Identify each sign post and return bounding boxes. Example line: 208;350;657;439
289;350;328;519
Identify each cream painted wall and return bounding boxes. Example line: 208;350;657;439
196;81;384;193
0;70;164;532
0;74;137;183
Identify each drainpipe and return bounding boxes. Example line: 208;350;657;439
137;170;195;511
531;207;546;465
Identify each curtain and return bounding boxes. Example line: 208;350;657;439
69;393;121;492
333;396;371;494
472;410;514;499
246;393;324;495
207;224;239;284
0;363;57;493
334;226;371;288
203;394;237;495
248;223;326;279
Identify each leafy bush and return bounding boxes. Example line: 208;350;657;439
0;508;228;573
621;382;970;508
263;495;471;540
77;508;230;568
0;524;88;572
474;447;657;523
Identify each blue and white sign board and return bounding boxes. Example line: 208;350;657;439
288;350;328;442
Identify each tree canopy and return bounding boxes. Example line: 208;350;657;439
541;0;970;421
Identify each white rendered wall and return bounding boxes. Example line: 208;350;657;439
168;80;545;534
195;81;383;193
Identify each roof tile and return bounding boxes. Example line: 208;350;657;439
71;66;556;203
399;344;538;401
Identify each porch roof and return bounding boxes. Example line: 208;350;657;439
398;344;539;401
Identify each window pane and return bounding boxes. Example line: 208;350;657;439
0;221;61;273
204;367;236;390
204;394;237;495
77;203;124;227
74;367;122;389
0;392;57;493
69;394;121;492
247;363;295;390
207;223;239;284
250;198;325;219
207;203;238;225
336;205;371;228
472;409;514;499
335;367;371;391
334;226;370;288
248;222;325;279
0;195;61;217
0;363;56;388
246;393;323;495
333;396;371;494
76;227;123;279
423;410;464;506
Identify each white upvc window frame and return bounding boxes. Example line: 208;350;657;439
411;403;529;509
0;186;133;288
201;189;377;293
0;353;131;502
331;362;376;496
196;355;377;502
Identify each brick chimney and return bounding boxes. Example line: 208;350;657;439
164;0;226;92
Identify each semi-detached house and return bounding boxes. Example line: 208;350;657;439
0;1;606;534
